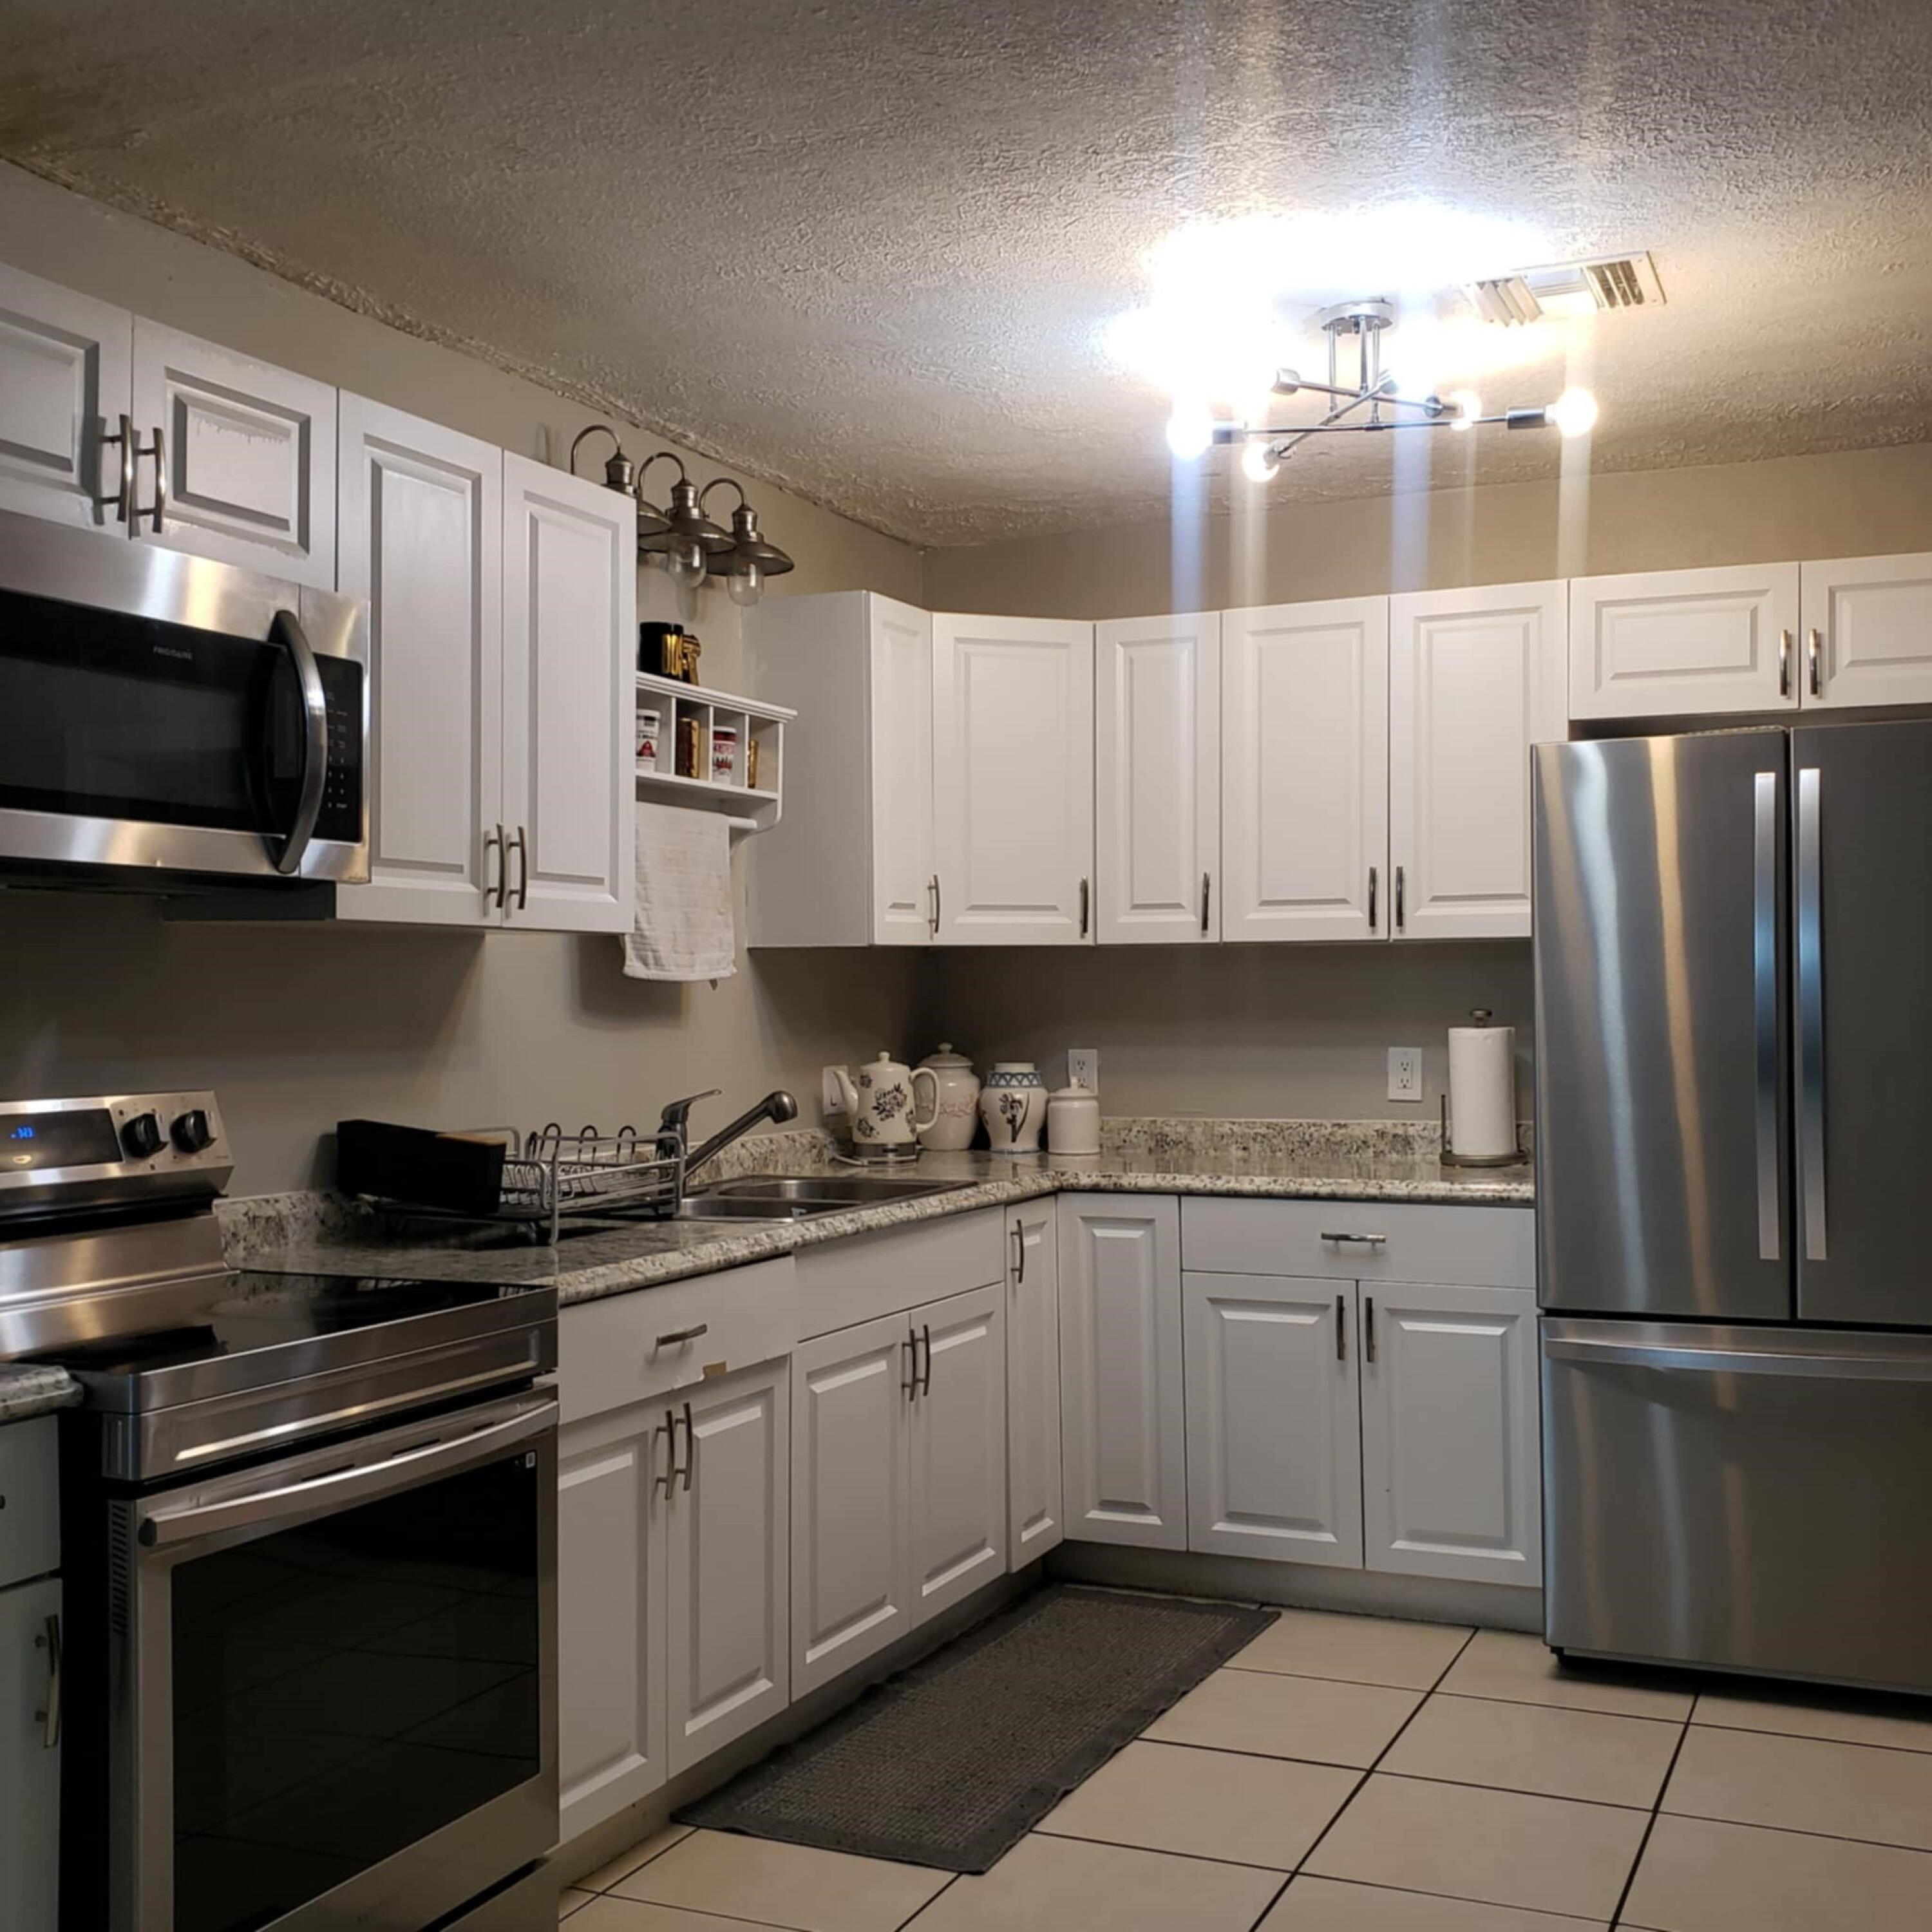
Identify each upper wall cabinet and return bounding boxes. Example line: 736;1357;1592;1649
1569;563;1801;719
0;263;131;530
933;614;1095;945
1222;598;1388;942
1095;612;1220;944
1801;553;1932;710
0;266;337;585
1389;582;1567;942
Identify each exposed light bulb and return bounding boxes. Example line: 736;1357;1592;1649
725;560;765;608
1165;405;1215;462
1445;388;1483;431
666;537;708;590
1240;439;1281;483
1549;387;1599;439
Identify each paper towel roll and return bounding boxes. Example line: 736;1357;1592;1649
1448;1020;1517;1160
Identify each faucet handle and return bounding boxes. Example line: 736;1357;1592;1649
657;1090;721;1140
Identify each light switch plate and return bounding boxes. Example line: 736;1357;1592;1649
1067;1047;1099;1093
1387;1046;1423;1103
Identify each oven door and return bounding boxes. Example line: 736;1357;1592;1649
0;508;366;884
109;1390;556;1932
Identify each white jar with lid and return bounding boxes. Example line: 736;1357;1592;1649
915;1043;981;1151
1046;1079;1101;1157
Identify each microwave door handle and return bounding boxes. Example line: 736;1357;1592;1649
270;607;330;876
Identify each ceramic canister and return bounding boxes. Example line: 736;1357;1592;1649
980;1062;1047;1154
1046;1080;1101;1157
915;1043;981;1151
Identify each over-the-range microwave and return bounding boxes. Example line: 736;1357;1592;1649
0;506;368;887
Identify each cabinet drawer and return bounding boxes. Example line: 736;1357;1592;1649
0;1417;60;1588
795;1208;1006;1338
560;1258;796;1425
1180;1197;1534;1289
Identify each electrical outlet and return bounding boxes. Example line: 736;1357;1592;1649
821;1065;847;1115
1066;1047;1099;1093
1387;1046;1423;1103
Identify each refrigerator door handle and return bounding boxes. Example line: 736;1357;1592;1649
1796;764;1828;1260
1542;1335;1932;1381
1752;772;1781;1262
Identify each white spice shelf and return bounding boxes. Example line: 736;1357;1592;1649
634;672;795;835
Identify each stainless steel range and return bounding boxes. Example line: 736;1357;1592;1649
0;1092;558;1932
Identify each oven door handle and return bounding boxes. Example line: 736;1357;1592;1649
270;607;330;876
136;1396;556;1550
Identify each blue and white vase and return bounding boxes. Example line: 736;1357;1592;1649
979;1062;1047;1154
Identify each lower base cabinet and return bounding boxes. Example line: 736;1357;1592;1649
1359;1282;1541;1587
1005;1200;1064;1564
0;1573;60;1932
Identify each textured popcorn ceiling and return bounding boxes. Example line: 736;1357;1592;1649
3;0;1929;545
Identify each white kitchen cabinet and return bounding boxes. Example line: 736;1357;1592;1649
1569;563;1801;719
1359;1282;1541;1588
744;590;938;946
1182;1273;1363;1569
0;1574;61;1932
1801;553;1932;709
664;1361;790;1776
1057;1194;1186;1549
0;263;131;531
130;317;337;588
1388;581;1567;940
933;613;1095;943
791;1311;914;1697
499;453;636;933
1005;1200;1064;1564
906;1283;1007;1621
557;1403;669;1841
1221;598;1388;942
334;396;504;926
1095;612;1221;943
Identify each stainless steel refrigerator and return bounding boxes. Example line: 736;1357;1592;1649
1533;721;1932;1692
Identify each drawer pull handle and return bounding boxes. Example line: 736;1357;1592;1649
654;1406;676;1494
1334;1293;1346;1361
1319;1231;1388;1246
655;1323;709;1348
1366;1295;1378;1363
35;1614;61;1750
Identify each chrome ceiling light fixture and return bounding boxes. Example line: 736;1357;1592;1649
1208;300;1599;480
636;453;734;590
697;479;795;607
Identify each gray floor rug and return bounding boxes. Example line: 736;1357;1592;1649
676;1584;1276;1873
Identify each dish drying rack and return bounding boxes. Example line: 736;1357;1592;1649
426;1123;684;1246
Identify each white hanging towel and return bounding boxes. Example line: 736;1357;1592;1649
621;802;737;981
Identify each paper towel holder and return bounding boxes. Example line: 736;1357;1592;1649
1439;1009;1527;1168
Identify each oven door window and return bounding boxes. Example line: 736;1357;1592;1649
0;586;357;841
169;1448;540;1932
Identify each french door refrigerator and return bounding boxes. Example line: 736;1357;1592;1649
1533;721;1932;1692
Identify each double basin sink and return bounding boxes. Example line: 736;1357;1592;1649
672;1173;968;1222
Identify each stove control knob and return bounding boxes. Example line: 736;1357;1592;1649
171;1110;214;1154
120;1112;165;1160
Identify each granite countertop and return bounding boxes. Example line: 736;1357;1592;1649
232;1121;1533;1312
0;1363;83;1425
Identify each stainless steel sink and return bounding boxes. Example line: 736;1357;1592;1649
670;1196;817;1222
672;1173;968;1220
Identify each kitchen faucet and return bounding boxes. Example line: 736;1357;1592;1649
661;1088;800;1182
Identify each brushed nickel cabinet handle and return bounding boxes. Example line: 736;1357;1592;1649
903;1328;919;1399
511;825;530;910
1367;865;1378;932
1011;1222;1026;1285
919;1322;933;1396
102;413;136;524
1200;871;1211;935
1394;864;1406;933
1335;1293;1346;1362
1365;1296;1378;1363
654;1406;676;1494
35;1614;61;1750
1807;627;1823;699
133;422;167;533
679;1399;694;1492
929;873;942;938
655;1323;708;1349
1079;876;1090;938
484;824;505;909
1779;628;1792;698
1320;1230;1387;1246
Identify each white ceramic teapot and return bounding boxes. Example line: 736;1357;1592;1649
833;1052;939;1150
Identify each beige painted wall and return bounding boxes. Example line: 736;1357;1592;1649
0;164;926;1194
923;442;1932;618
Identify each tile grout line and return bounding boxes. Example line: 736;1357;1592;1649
893;1870;961;1931
1606;1697;1697;1931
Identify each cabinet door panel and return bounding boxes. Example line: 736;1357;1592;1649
791;1314;912;1696
1569;564;1800;719
1803;553;1932;709
558;1409;667;1840
501;453;634;933
666;1363;789;1776
1184;1274;1362;1567
934;614;1095;943
1360;1283;1540;1587
1096;612;1220;943
908;1284;1007;1624
1222;598;1388;941
1057;1195;1185;1548
0;264;131;531
869;595;938;943
335;396;502;925
1006;1201;1064;1564
1390;582;1565;941
0;1575;60;1932
131;319;337;587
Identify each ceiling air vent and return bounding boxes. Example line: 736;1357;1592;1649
1466;251;1665;325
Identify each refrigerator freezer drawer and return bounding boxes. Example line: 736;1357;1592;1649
1543;1316;1932;1692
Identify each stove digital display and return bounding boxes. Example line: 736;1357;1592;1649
0;1108;121;1172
